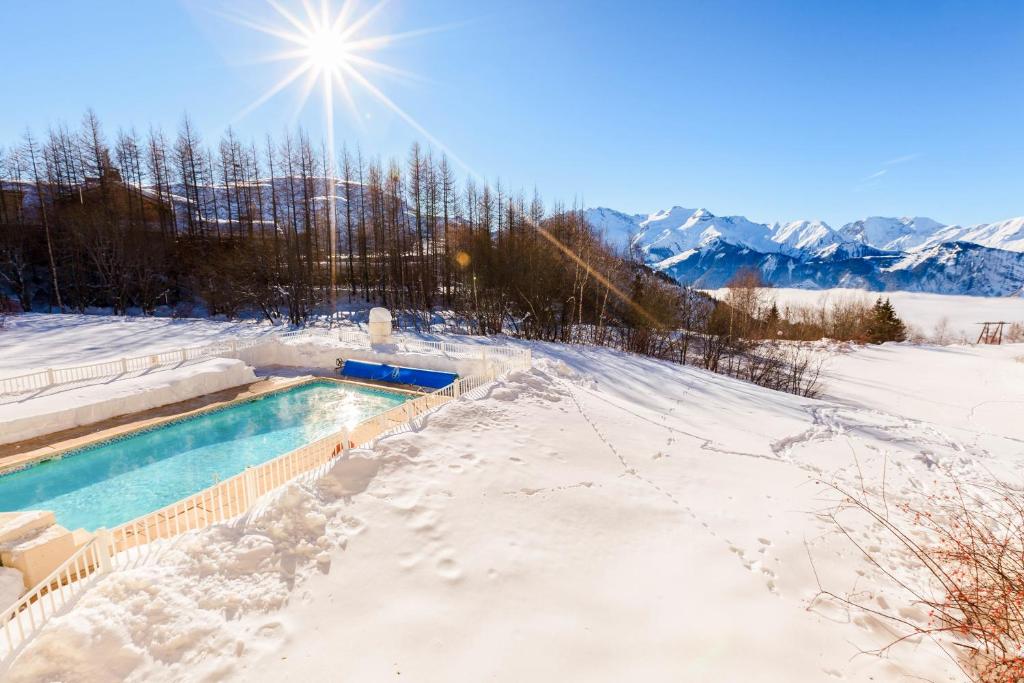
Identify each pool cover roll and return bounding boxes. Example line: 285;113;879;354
339;360;458;389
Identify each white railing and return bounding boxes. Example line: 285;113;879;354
0;338;271;397
0;533;110;662
0;340;531;664
1;327;532;397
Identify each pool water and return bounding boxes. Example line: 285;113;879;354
0;381;409;531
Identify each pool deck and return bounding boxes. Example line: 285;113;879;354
0;376;309;476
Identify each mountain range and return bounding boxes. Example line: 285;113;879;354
585;207;1024;296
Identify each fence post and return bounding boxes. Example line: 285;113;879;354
180;349;187;363
230;340;238;354
481;350;495;381
46;368;55;386
95;528;113;574
453;379;462;400
120;358;128;374
342;428;350;456
243;467;258;506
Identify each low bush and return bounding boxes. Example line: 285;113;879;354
816;473;1024;682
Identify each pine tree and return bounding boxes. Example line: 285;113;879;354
866;297;907;344
765;302;781;337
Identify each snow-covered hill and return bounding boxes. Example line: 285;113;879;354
585;206;1024;296
5;314;1024;682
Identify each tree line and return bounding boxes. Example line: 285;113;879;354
1;111;829;396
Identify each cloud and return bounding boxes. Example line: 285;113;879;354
882;153;921;166
854;168;887;191
854;153;920;191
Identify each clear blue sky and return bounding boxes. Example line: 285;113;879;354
2;0;1021;227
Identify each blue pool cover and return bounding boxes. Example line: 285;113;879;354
339;360;458;389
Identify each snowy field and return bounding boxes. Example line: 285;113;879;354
2;314;1024;681
705;287;1024;340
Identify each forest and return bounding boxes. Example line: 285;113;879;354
0;111;880;397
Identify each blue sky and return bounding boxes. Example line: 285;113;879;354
1;0;1022;226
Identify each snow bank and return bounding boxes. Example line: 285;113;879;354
0;359;256;446
0;314;276;379
0;568;23;607
241;337;482;377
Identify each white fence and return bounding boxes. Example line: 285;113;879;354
0;535;109;662
0;327;526;397
0;335;531;665
0;338;271;396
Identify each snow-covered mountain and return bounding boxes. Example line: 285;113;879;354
917;217;1024;253
837;216;945;251
585;207;1024;297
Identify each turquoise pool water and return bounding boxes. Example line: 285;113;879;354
0;381;409;531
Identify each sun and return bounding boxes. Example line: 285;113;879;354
305;27;349;71
222;0;452;149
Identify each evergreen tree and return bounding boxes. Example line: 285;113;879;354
866;297;907;344
765;302;781;337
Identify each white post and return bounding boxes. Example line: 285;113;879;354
453;379;462;399
180;349;187;363
120;358;128;373
46;368;55;386
342;428;350;456
95;528;113;574
150;355;159;367
243;467;258;506
230;340;238;354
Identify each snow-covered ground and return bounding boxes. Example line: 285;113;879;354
0;314;277;379
705;287;1024;341
3;314;1024;682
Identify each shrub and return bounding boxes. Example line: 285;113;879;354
816;473;1024;681
171;301;195;320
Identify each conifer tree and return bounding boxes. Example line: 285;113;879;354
866;297;907;344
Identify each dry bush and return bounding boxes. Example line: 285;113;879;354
816;473;1024;681
1006;323;1024;344
905;323;928;344
741;341;827;397
778;295;875;342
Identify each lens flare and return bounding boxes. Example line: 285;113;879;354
221;0;466;170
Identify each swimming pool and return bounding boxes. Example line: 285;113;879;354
0;380;410;531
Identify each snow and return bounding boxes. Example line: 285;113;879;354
921;216;1024;253
3;315;1024;681
0;358;257;446
705;287;1024;340
771;218;836;255
838;216;945;251
0;568;23;606
0;314;276;379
